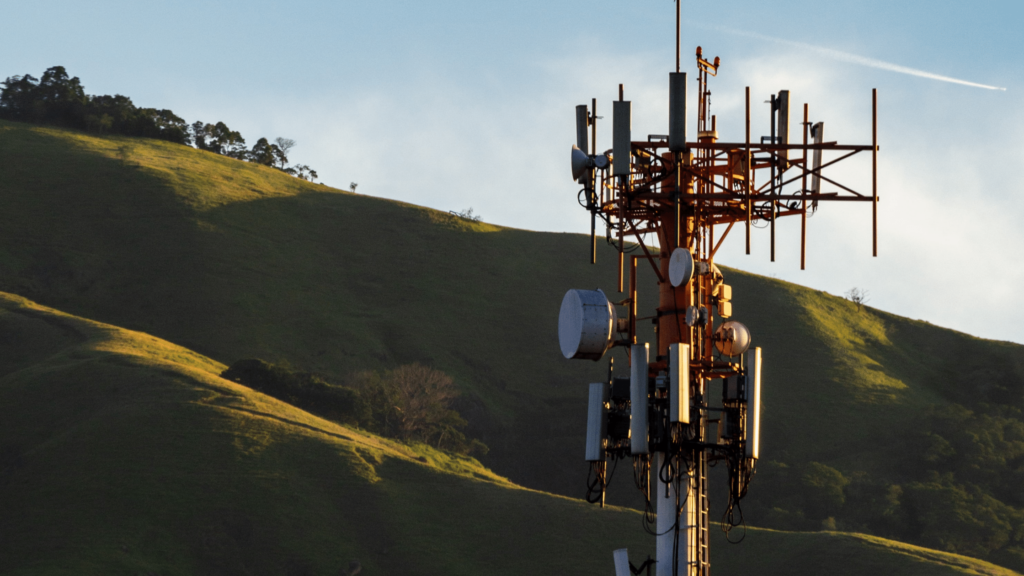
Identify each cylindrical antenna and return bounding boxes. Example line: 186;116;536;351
745;87;751;255
675;0;680;73
770;93;776;262
591;211;597;264
872;88;878;257
801;102;808;270
592;98;599;265
629;256;638;344
618;205;624;293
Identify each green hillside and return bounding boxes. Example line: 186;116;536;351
1;119;1023;571
0;291;1017;576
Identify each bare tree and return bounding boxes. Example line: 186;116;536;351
353;364;462;441
272;137;295;169
451;207;482;222
845;287;870;310
387;364;459;440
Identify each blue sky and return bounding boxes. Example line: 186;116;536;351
4;1;1023;342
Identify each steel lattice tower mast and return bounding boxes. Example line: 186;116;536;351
559;5;879;575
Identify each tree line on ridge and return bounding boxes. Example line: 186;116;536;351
0;66;318;181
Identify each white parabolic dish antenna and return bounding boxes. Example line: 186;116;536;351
669;248;694;287
714;320;751;357
571;145;591;181
559;289;617;360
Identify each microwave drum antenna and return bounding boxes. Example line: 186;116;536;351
559;289;617;360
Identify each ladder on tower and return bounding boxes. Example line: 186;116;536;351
698;452;710;576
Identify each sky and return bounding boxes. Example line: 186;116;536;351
3;0;1024;343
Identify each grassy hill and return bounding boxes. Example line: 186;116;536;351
0;291;1018;576
1;119;1024;571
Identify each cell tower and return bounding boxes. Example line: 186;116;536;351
557;5;878;576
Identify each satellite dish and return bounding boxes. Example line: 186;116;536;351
669;248;694;287
559;288;617;360
714;321;751;357
571;145;593;181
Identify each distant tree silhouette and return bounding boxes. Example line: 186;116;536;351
287;164;318;181
845;287;870;310
33;66;87;127
249;137;280;166
205;122;247;158
274;137;295;168
0;66;189;144
1;66;323;178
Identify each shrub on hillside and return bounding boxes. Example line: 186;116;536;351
221;359;487;458
349;364;489;457
744;403;1024;570
221;359;370;427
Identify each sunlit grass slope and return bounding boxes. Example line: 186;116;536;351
3;118;1023;503
0;291;1017;576
0;118;616;495
0;291;617;574
3;118;1024;492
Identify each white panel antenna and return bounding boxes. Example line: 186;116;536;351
745;347;762;459
776;89;790;166
810;122;824;194
576;104;590;156
630;343;650;454
669;343;689;423
613;100;632;176
585;383;609;461
655;452;676;576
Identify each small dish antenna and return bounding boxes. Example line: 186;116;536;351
714;320;751;357
571;145;611;181
668;248;694;287
685;306;707;327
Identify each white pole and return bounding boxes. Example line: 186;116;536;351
630;343;650;455
655;451;698;576
613;549;631;576
655;452;676;576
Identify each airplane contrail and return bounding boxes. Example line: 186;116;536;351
701;24;1007;92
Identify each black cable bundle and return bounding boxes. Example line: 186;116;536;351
722;456;756;543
